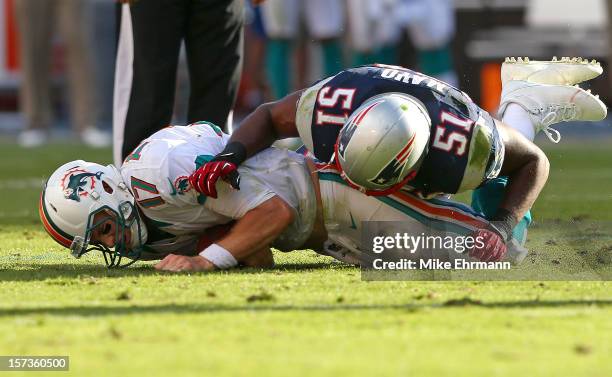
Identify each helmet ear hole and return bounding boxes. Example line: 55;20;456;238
102;181;114;195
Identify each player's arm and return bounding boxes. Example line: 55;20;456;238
197;222;274;268
214;196;293;263
468;120;549;263
495;120;550;236
155;196;293;272
232;90;303;156
189;91;303;198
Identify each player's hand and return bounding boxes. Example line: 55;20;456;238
155;254;216;272
189;160;240;199
469;228;507;262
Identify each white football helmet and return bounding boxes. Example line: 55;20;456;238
335;93;431;195
39;160;148;267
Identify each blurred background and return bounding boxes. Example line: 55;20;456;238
0;0;609;147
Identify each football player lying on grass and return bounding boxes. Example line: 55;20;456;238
190;58;606;263
41;122;514;272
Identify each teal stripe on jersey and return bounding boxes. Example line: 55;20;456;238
194;154;214;169
427;196;485;219
194;154;215;205
190;121;223;136
317;172;346;185
377;196;471;236
318;172;472;235
197;195;207;205
139;197;165;208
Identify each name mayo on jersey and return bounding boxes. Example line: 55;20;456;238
295;65;504;195
120;122;317;255
378;65;458;94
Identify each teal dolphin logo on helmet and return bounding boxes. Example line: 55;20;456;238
61;169;104;202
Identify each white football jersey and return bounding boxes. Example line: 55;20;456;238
120;122;317;253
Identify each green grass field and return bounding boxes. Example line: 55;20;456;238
0;140;610;376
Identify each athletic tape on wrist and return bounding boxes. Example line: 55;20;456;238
199;243;238;269
215;142;247;166
491;208;518;242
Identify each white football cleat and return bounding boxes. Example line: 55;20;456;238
499;80;608;143
501;56;603;86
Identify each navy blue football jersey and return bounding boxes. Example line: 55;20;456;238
295;65;504;196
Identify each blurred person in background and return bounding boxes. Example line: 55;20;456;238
86;0;116;138
259;0;344;99
113;0;246;167
346;0;401;66
396;0;458;87
235;1;270;115
15;0;109;148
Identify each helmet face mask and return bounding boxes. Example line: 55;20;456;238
72;202;145;268
40;161;148;268
335;93;431;196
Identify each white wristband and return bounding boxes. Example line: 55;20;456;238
199;243;238;269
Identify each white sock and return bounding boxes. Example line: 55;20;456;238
501;103;535;141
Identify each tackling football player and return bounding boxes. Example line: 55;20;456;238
191;59;606;264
